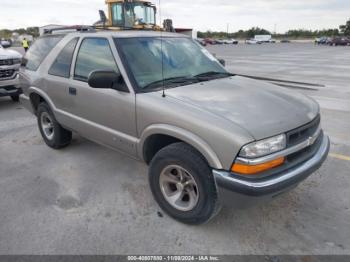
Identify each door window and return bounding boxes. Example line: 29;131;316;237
74;38;118;81
49;37;79;78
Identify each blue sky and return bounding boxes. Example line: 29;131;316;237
0;0;349;32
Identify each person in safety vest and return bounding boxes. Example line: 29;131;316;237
22;38;29;52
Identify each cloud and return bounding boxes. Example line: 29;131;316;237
0;0;348;32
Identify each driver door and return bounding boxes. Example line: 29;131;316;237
65;37;137;156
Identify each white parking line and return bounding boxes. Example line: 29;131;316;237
329;153;350;162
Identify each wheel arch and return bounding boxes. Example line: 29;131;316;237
139;124;223;170
28;87;56;115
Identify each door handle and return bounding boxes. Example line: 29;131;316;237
69;87;77;96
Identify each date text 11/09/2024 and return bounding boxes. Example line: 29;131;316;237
127;256;220;261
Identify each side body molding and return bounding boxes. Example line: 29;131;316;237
138;124;223;170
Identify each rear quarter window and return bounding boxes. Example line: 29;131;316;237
24;35;64;71
49;37;79;78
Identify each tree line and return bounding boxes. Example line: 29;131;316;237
198;19;350;39
0;27;40;39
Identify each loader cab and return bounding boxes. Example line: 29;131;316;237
108;1;156;28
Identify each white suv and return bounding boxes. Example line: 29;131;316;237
0;45;22;101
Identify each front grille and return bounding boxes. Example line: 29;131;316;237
286;115;320;147
0;69;16;79
2;86;18;91
287;131;323;163
0;59;14;66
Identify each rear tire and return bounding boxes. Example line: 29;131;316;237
149;142;220;225
37;102;72;149
11;95;19;102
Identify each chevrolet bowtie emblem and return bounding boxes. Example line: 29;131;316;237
307;136;314;146
307;129;320;146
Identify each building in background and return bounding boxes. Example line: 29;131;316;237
175;28;195;38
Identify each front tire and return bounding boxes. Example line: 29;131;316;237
37;103;72;149
149;142;220;225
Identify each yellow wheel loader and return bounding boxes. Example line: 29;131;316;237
96;0;169;31
43;0;176;34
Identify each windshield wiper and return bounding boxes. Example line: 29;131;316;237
142;72;234;91
194;71;234;79
142;76;199;90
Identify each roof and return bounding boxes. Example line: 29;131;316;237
109;30;187;38
39;24;63;29
49;29;187;38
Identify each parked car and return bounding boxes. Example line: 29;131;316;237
20;30;330;225
195;38;207;46
0;39;11;48
204;38;217;45
254;35;275;43
245;39;262;44
328;37;350;46
223;39;238;45
215;39;224;45
280;39;291;43
315;37;330;45
0;45;22;101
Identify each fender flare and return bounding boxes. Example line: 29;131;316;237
138;124;223;170
28;87;57;113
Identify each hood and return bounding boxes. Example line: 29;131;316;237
0;48;22;60
164;76;319;140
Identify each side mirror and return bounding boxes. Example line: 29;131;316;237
88;70;129;93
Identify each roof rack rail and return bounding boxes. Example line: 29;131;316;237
44;25;96;35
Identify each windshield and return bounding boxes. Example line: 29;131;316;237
111;3;156;27
115;37;228;91
134;4;155;25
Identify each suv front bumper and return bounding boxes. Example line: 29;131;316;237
0;73;21;97
213;135;330;197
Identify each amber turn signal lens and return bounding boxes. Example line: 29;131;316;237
231;157;285;175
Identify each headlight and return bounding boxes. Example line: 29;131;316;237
239;134;286;158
